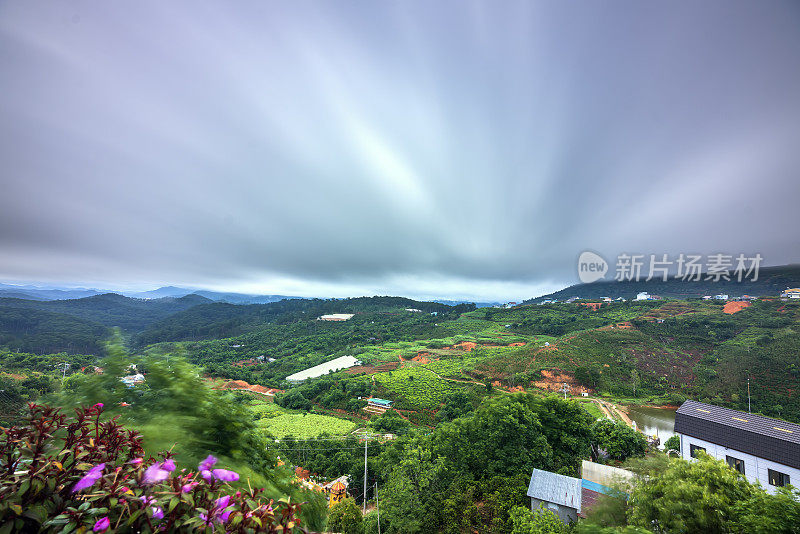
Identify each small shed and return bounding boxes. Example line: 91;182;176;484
526;468;581;524
368;398;393;408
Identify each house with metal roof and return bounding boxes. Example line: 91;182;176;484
526;468;581;524
673;400;800;493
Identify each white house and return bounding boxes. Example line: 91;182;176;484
635;292;651;301
781;288;800;299
673;400;800;494
714;294;729;300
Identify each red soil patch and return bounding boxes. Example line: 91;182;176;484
453;342;479;351
218;379;282;396
723;301;751;314
0;372;25;380
508;342;526;347
233;359;262;367
411;354;431;364
507;386;526;393
533;369;578;392
580;302;603;311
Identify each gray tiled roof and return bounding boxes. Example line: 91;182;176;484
676;400;800;444
526;469;582;513
674;400;800;469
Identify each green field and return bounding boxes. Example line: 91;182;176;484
258;413;357;439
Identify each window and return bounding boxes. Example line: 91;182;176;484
726;456;745;475
768;469;790;487
690;444;705;458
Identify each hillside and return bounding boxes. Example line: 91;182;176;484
0;293;211;332
136;296;473;345
525;264;800;303
0;306;108;354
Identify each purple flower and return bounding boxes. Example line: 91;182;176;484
129;457;143;465
162;459;176;472
181;483;196;493
73;463;106;492
199;455;217;471
152;507;164;520
93;516;110;532
215;495;231;509
142;463;169;485
200;469;214;482
212;469;239;482
219;510;231;523
140;495;155;506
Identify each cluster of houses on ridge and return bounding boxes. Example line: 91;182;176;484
524;288;800;306
527;400;800;525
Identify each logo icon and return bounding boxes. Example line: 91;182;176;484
577;251;608;283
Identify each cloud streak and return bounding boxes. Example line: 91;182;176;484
1;1;799;300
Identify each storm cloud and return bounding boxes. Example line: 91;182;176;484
1;1;799;300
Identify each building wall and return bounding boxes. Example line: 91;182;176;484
582;460;635;492
678;433;800;494
530;498;578;524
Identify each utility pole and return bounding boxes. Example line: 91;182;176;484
747;378;751;413
561;382;569;400
363;433;369;514
375;481;381;534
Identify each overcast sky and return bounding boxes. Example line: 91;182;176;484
1;1;799;301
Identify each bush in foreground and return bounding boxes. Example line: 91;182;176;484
0;403;306;532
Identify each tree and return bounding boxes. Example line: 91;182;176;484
369;409;411;435
591;419;646;461
627;453;755;534
630;370;639;397
663;435;680;453
509;505;569;534
328;498;364;534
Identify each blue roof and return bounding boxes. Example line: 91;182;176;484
369;398;393;406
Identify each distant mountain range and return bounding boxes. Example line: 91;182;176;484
0;283;301;305
524;264;800;304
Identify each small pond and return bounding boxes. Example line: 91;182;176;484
626;406;677;448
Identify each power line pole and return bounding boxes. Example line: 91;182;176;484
363;433;369;514
375;481;381;534
747;378;751;413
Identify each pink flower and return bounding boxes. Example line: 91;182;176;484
199;455;217;471
93;516;110;532
212;469;239;482
142;463;169;485
181;483;196;493
200;469;214;482
73;463;105;492
152;507;164;520
162;459;176;472
129;458;143;465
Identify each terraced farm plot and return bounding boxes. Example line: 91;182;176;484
258;413;356;439
375;367;464;410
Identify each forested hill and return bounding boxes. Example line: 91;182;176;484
526;264;800;303
136;296;474;345
0;293;214;353
0;293;211;331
